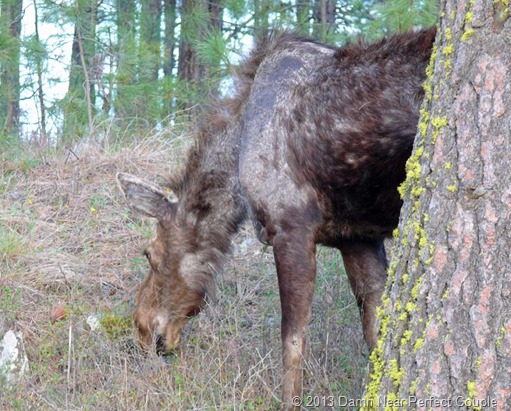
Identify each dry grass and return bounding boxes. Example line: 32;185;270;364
0;131;367;410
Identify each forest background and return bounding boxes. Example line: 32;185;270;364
0;1;440;409
1;0;438;151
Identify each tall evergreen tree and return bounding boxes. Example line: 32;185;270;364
253;0;271;37
62;0;99;140
0;0;23;140
367;0;439;38
313;0;336;40
138;0;162;126
177;0;224;112
1;0;441;145
177;0;203;107
31;0;48;143
296;0;312;35
114;0;137;125
364;0;511;407
162;0;177;119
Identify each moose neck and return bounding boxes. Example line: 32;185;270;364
175;118;246;256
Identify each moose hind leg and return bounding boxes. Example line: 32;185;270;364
273;227;317;410
338;240;388;350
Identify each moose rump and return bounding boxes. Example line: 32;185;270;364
118;28;436;410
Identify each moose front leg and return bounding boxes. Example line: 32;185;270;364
272;228;317;410
338;239;388;350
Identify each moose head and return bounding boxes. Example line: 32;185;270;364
117;173;215;354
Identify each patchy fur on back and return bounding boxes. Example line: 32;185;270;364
118;27;437;409
280;28;437;241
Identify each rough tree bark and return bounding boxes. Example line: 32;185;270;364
363;1;511;409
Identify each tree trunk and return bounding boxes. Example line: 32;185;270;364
313;0;336;40
33;0;47;144
0;0;23;138
177;0;210;83
64;0;98;140
364;1;511;409
163;0;177;79
208;0;223;33
114;0;136;124
139;0;162;83
177;0;199;111
177;0;223;113
162;0;177;119
138;0;162;125
200;0;223;82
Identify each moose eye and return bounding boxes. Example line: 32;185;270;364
143;249;151;261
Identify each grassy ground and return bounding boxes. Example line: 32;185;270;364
0;132;367;410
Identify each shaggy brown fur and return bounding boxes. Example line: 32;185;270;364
118;27;436;410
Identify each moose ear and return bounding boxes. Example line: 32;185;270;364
117;172;176;219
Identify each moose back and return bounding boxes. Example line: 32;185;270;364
118;28;436;410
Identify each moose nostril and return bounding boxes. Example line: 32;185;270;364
155;334;166;355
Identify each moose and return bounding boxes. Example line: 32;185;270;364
118;27;436;409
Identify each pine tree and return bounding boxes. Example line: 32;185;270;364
114;0;137;126
0;0;23;140
62;0;99;140
138;0;162;126
367;0;439;39
176;0;225;113
364;1;511;407
162;0;177;120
